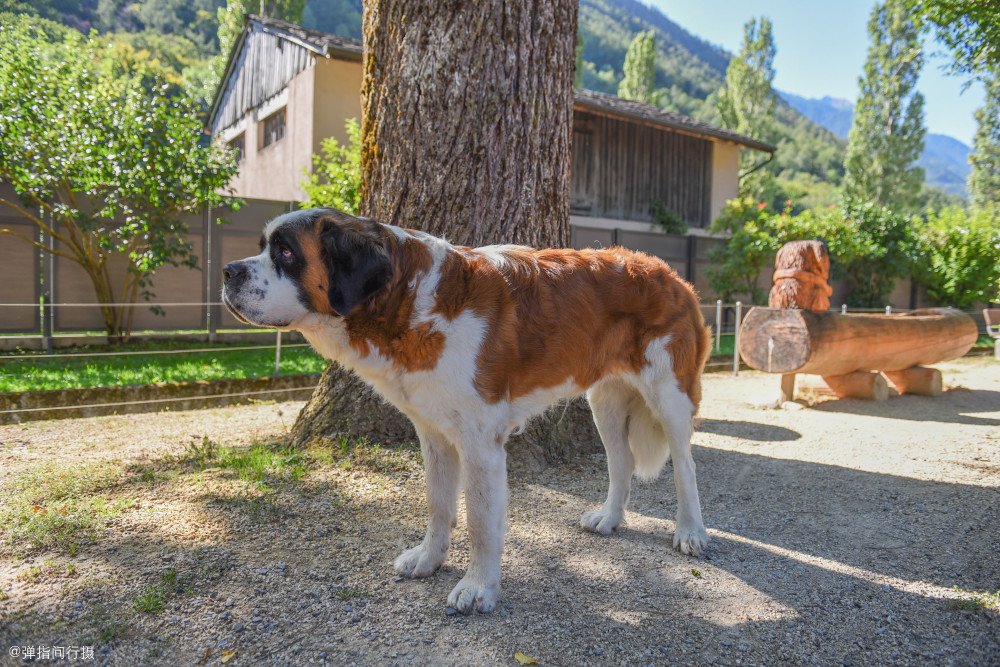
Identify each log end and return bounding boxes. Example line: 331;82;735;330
738;307;812;373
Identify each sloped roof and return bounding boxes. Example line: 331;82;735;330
208;15;774;153
249;14;363;61
574;89;775;152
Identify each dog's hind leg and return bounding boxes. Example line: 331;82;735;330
648;380;708;556
581;379;637;535
394;421;460;578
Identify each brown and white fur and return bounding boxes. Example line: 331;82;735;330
222;208;711;614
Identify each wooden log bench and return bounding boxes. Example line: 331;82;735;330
739;307;979;401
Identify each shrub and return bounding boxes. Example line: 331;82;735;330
302;117;362;214
914;207;1000;309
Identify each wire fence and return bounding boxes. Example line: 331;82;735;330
0;300;991;421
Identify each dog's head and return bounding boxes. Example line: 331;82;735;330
222;208;392;328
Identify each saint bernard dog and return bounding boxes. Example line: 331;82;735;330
222;207;711;614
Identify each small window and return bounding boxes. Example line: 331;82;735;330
228;133;245;163
261;108;286;148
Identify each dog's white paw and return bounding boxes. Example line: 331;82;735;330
447;576;499;614
394;543;447;579
673;522;708;556
580;508;624;535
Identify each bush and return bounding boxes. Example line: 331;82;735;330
301;117;362;214
914;207;1000;309
651;199;688;234
706;198;780;304
708;197;917;307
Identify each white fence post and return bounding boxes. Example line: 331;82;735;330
733;301;742;376
274;329;282;377
715;299;722;352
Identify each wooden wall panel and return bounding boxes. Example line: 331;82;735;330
570;111;713;227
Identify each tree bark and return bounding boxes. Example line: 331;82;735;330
360;0;576;247
289;0;586;465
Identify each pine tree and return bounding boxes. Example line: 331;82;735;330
844;0;926;212
969;69;1000;212
618;30;655;104
716;17;776;201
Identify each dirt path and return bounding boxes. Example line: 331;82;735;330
1;357;998;666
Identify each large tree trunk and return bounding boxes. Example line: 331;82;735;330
359;0;576;247
288;0;589;466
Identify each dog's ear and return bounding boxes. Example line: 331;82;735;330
319;217;391;317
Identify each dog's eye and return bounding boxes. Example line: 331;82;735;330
280;247;293;260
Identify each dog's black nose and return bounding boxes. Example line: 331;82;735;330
223;261;247;285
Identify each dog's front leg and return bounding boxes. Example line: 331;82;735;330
394;422;460;578
447;440;507;614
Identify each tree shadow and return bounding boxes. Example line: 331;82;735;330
5;435;998;666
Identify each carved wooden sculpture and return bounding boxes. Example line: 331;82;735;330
741;241;977;401
768;240;833;312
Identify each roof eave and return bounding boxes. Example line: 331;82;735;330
206;17;253;134
572;97;776;153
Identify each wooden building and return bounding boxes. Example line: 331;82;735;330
208;15;774;235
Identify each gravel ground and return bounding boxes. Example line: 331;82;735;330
1;356;998;667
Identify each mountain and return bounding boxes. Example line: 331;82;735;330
779;92;971;197
778;92;854;138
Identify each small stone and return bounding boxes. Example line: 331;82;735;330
445;607;458;616
393;577;404;583
233;623;245;633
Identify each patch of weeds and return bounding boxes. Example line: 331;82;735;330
80;604;124;645
335;587;361;601
212;491;284;522
134;584;167;614
945;587;1000;613
0;463;135;554
161;568;177;586
318;436;420;475
0;588;8;601
181;437;311;485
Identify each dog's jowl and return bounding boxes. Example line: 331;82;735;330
223;208;711;614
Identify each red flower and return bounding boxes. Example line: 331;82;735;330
757;202;767;209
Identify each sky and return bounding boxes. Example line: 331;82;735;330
650;0;985;146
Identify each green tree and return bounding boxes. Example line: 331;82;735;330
216;0;305;59
914;0;1000;75
968;68;1000;211
717;17;777;200
844;0;926;212
0;20;239;341
618;30;655;104
301;118;362;215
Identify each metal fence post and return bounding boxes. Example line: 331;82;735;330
274;329;282;377
715;299;722;352
733;301;742;376
42;292;53;355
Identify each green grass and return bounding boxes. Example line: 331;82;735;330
134;584;167;614
0;340;326;393
0;463;135;554
945;587;1000;612
709;334;736;358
